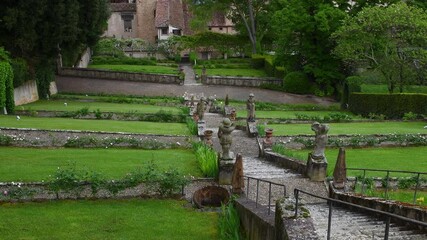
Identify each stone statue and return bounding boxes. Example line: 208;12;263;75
246;93;255;122
311;122;329;161
196;97;206;121
218;118;235;160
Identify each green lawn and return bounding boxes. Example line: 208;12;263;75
361;84;427;94
0;199;218;240
88;64;179;75
18;100;181;114
268;121;427;136
194;68;268;77
0;147;202;182
237;110;358;119
0;115;189;135
364;189;426;207
289;147;427;177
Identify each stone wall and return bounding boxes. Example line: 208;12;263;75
76;48;91;68
264;151;307;175
235;198;277;240
202;76;282;87
329;184;427;225
59;67;182;84
14;80;39;106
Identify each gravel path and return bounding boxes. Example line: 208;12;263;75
56;76;336;105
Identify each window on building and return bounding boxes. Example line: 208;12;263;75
121;13;134;32
172;29;181;36
161;28;168;35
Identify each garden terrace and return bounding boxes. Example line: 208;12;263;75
0;116;190;135
0;199;218;239
0;147;201;182
87;64;179;75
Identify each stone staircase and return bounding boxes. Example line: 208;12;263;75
306;202;427;240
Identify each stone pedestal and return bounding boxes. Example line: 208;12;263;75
218;153;235;185
247;121;258;137
306;153;328;182
197;121;206;137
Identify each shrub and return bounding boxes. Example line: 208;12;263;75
0;134;12;146
48;163;83;199
35;62;55;99
11;58;30;88
348;93;427;119
283;71;314;94
192;142;218;177
402;112;419;121
219;200;242;240
341;76;363;108
91;56;156;65
264;56;274;77
251;54;265;69
186;117;198;135
274;66;286;79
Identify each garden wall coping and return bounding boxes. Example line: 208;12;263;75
202;75;282;87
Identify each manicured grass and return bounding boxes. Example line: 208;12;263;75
290;147;427;177
0;199;218;240
361;84;427;94
0;147;202;182
88;64;179;75
236;110;359;119
268;121;427;136
368;189;427;207
0;115;189;135
18;100;182;114
194;68;268;77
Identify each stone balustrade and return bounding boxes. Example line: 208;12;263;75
202;75;282;87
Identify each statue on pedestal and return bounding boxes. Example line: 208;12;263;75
196;97;206;121
246;93;255;122
218;118;235;160
311;122;329;162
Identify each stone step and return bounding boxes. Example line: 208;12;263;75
306;203;427;240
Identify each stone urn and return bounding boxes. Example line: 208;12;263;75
204;130;213;146
230;109;236;121
193;113;199;122
263;128;274;148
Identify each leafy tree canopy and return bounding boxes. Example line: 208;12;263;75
333;2;427;93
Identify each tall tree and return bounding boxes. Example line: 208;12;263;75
333;2;427;93
189;0;272;54
272;0;347;95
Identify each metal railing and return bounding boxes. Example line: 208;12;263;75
294;188;427;240
244;175;287;215
347;168;427;204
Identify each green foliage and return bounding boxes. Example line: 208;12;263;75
35;62;54;99
64;136;173;149
219;199;242;240
48;162;84;199
272;144;306;161
341;76;363;108
91;56;156;66
349;93;427;119
274;66;286;79
397;176;419;189
11;58;30;88
46;161;190;198
402;112;421;121
283;71;314;94
192;142;218;178
251;54;265;69
0;185;37;201
256;124;266;137
273;0;347;93
186;117;198;135
0;48;14;113
0;134;13;146
333;2;427;93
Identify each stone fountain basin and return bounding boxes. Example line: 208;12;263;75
193;186;230;209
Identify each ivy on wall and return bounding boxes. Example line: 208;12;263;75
0;47;14;113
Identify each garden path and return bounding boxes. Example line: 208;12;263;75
180;64;200;86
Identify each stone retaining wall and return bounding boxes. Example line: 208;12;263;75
14;80;39;106
59;67;182;84
329;183;427;226
202;75;282;87
235;198;277;240
264;151;307;175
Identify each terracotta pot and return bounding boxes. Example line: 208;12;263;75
265;128;273;138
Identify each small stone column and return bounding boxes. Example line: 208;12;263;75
231;154;244;194
333;147;347;189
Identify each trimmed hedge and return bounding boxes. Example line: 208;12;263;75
251;54;265;69
91;56;156;66
348;93;427;119
264;56;274;76
341;76;363;108
283;71;314;94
